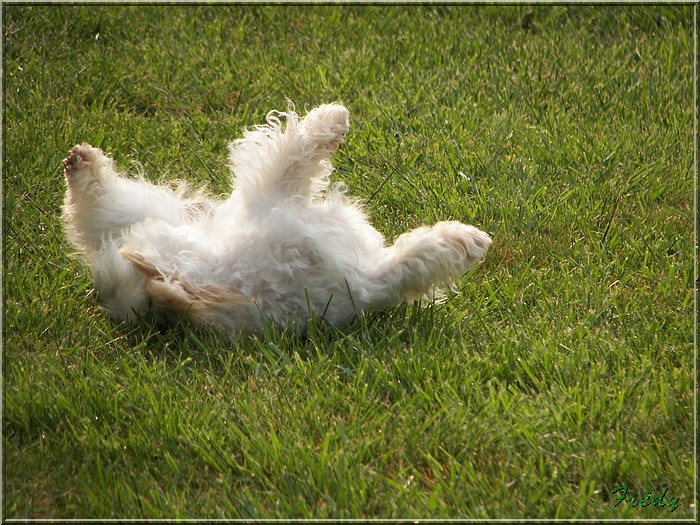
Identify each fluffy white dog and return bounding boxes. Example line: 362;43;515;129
62;103;491;338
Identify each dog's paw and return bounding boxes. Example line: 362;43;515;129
302;104;350;153
64;143;105;180
63;143;116;198
434;221;492;265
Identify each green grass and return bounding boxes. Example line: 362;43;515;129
2;3;696;520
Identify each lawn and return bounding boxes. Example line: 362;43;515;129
2;3;696;520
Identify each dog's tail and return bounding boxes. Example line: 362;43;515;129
120;248;256;329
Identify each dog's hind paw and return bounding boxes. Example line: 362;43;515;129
428;221;492;267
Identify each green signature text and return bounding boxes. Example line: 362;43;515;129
612;486;680;513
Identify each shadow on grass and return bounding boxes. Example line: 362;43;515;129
110;298;470;378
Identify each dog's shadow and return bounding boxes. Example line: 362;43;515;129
114;301;462;385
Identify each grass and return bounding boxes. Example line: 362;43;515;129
2;3;696;520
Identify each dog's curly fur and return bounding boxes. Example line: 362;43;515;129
62;103;491;338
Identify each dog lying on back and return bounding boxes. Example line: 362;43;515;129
62;103;491;338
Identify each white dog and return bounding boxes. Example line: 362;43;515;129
62;103;491;337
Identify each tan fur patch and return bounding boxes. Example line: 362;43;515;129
120;248;161;278
121;248;253;316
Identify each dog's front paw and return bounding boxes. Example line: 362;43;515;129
64;143;104;179
63;143;116;198
302;104;350;153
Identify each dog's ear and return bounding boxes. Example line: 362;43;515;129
120;247;254;317
144;278;194;314
119;248;161;278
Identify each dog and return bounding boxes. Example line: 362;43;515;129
62;103;491;338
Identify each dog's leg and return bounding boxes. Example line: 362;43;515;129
62;144;208;254
227;104;349;208
371;221;492;304
296;103;350;160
